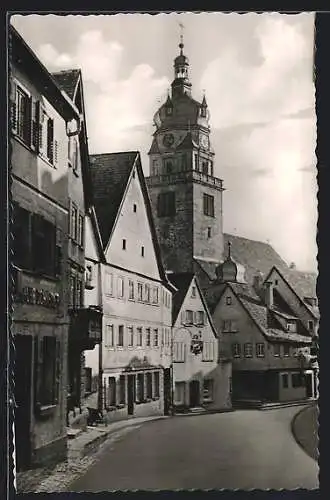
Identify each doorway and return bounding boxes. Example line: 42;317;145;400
127;375;135;415
189;380;200;407
164;368;172;415
14;335;32;471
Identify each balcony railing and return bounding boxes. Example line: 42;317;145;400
147;170;224;190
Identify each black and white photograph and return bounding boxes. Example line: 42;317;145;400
9;11;318;493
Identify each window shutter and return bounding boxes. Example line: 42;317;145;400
34;335;44;409
10;82;17;133
54;338;61;404
23;95;32;145
47;118;54;163
54;140;59;166
31;100;40;151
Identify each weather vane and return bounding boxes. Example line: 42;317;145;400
179;22;184;53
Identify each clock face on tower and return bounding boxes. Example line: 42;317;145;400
200;134;209;149
163;133;175;148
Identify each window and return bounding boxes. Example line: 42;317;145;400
144;284;151;303
12;203;32;270
137;327;143;347
203;193;214;217
119;375;126;404
244;343;253;358
173;342;186;362
157;192;176;217
146;328;151;347
292;373;304;388
69;274;76;308
137;282;143;302
174;382;185;405
78;214;84;247
203;379;214;402
105;273;113;296
292;347;298;357
191;286;197;298
275;279;279;286
117;277;124;298
70;204;78;241
108;377;116;406
256;343;265;357
185;310;194;325
76;279;83;307
207;227;212;239
202;161;208;175
223;320;237;332
12;84;31;144
283;344;290;357
154;372;160;398
165;159;173;173
133;204;137;213
194;153;199;171
202;342;214;362
46;117;54;164
146;373;153;399
153;329;159;347
209;161;214;176
282;373;289;389
195;311;205;325
35;336;60;407
122;239;126;250
273;344;280;357
287;321;297;333
226;296;232;306
136;373;144;402
232;342;241;358
105;325;114;348
141;246;145;257
308;321;314;333
127;326;134;347
152;286;159;304
32;214;57;276
128;279;135;300
118;325;124;347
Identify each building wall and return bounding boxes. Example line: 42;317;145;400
213;286;310;372
192;182;223;263
146;177;194;272
267;269;317;334
106;167;161;279
173;278;231;410
10;63;74;467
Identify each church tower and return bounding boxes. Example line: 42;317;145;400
146;32;224;273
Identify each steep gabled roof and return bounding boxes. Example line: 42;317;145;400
281;268;317;300
223;233;288;284
168;272;195;324
89;152;138;249
89;151;172;287
264;266;318;320
52;69;81;100
169;272;218;337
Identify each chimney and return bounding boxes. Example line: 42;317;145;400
253;274;263;294
264;281;274;309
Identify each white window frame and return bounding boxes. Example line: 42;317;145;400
244;343;253;358
256;342;265;358
117;276;124;299
128;279;135;300
105;272;114;296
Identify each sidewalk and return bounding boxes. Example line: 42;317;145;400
16;415;168;493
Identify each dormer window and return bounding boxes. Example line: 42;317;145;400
286;321;297;333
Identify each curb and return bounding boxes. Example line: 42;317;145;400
290;403;318;461
69;415;169;460
173;408;234;417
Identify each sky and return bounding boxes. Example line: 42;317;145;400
11;12;317;272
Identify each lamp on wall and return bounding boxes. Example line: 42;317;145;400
66;116;82;137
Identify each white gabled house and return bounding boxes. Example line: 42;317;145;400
85;151;176;421
168;273;232;412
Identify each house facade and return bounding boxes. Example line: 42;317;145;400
84;152;175;421
52;70;102;415
10;27;81;469
169;273;232;412
206;249;316;405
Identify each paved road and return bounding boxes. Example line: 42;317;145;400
69;407;319;491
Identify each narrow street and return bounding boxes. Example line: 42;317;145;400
69;406;318;491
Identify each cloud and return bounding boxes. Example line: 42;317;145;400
35;30;170;154
200;16;314;129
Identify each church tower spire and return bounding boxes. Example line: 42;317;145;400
146;29;225;274
172;23;192;98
